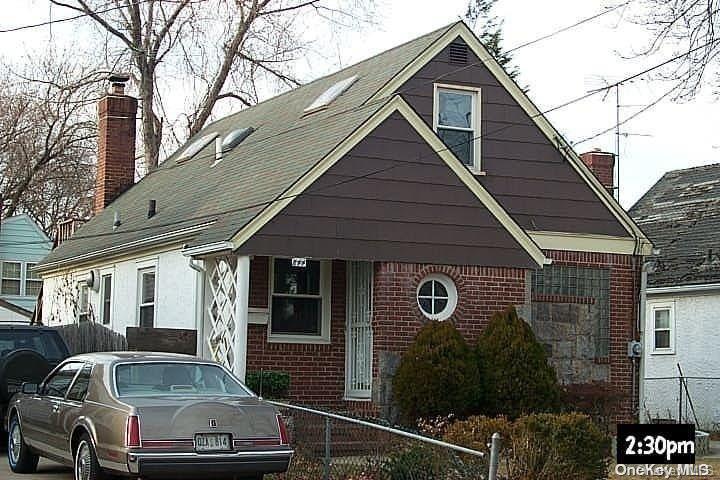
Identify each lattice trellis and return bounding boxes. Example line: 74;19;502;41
205;255;238;369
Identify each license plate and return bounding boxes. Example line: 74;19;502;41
194;433;232;452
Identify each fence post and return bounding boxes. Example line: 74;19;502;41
323;416;331;480
488;432;501;480
678;375;683;424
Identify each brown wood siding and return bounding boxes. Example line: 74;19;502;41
238;112;537;268
398;38;629;237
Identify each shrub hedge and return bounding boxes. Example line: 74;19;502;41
245;370;290;399
392;321;480;423
476;306;561;418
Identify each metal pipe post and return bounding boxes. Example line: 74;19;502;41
324;417;331;480
488;432;501;480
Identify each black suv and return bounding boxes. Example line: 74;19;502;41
0;325;70;428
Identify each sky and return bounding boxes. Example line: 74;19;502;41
2;0;719;208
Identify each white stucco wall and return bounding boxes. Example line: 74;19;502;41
642;291;720;430
41;247;198;335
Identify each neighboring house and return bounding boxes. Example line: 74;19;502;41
0;214;52;323
631;164;720;429
37;22;652;421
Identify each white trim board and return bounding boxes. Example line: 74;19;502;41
369;21;650;248
230;95;548;267
529;231;653;256
647;283;720;295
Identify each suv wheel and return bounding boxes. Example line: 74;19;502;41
7;415;39;473
74;434;105;480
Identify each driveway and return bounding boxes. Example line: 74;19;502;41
0;453;72;480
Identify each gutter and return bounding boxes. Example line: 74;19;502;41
182;241;234;257
35;221;215;274
646;283;720;295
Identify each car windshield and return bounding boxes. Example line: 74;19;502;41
0;330;68;362
115;362;252;397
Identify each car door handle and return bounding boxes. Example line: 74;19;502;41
52;404;60;412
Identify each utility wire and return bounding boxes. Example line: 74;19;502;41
4;38;718;248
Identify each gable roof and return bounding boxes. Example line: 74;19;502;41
38;21;648;272
630;163;720;288
38;24;452;271
371;22;651;253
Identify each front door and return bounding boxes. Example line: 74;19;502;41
345;261;373;400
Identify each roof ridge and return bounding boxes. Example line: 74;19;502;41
200;22;457;133
666;161;720;175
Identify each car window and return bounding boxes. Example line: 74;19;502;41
42;362;82;398
0;330;68;362
115;362;251;397
66;364;93;402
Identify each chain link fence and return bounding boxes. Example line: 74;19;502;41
268;401;500;480
643;376;720;432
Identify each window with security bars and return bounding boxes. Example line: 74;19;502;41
532;264;610;358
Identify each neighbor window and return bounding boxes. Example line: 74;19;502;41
138;268;156;328
1;261;21;295
77;284;90;322
416;274;458;321
434;85;480;170
270;258;330;342
25;263;42;297
100;274;112;325
652;304;674;353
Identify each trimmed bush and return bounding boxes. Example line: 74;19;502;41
476;306;561;418
392;321;481;423
443;415;512;453
562;381;627;433
245;370;290;399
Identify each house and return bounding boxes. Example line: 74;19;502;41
630;164;720;429
36;22;652;421
0;214;52;323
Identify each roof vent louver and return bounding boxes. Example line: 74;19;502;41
448;43;468;65
304;75;358;114
177;132;218;162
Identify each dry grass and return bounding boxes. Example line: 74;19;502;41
609;458;720;479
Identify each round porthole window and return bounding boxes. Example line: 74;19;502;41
416;274;458;321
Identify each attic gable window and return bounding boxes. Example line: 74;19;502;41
433;84;481;172
304;75;358;114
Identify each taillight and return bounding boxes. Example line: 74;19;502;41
276;414;289;446
126;415;141;448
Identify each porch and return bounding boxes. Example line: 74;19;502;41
198;255;375;409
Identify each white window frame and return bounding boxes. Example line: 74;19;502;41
77;282;91;323
24;263;42;297
137;267;157;328
0;261;22;296
649;302;675;354
433;83;483;174
99;271;114;326
268;257;332;344
416;273;458;321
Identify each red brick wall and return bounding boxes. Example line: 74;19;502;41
373;262;528;348
95;94;137;213
246;260;348;408
249;256;269;309
545;250;641;423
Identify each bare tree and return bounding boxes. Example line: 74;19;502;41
0;54;101;235
50;0;374;170
632;0;720;98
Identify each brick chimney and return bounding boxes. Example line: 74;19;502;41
580;149;615;193
94;74;137;214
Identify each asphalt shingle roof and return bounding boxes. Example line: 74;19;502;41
629;163;720;288
39;24;454;269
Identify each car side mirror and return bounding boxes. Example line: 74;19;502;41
21;383;38;395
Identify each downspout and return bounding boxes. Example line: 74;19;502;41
637;259;657;423
189;258;206;358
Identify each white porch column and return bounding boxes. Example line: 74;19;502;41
234;255;250;381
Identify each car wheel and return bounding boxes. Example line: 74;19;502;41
7;415;39;473
74;434;106;480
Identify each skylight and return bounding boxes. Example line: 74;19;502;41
304;75;358;114
177;133;218;162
